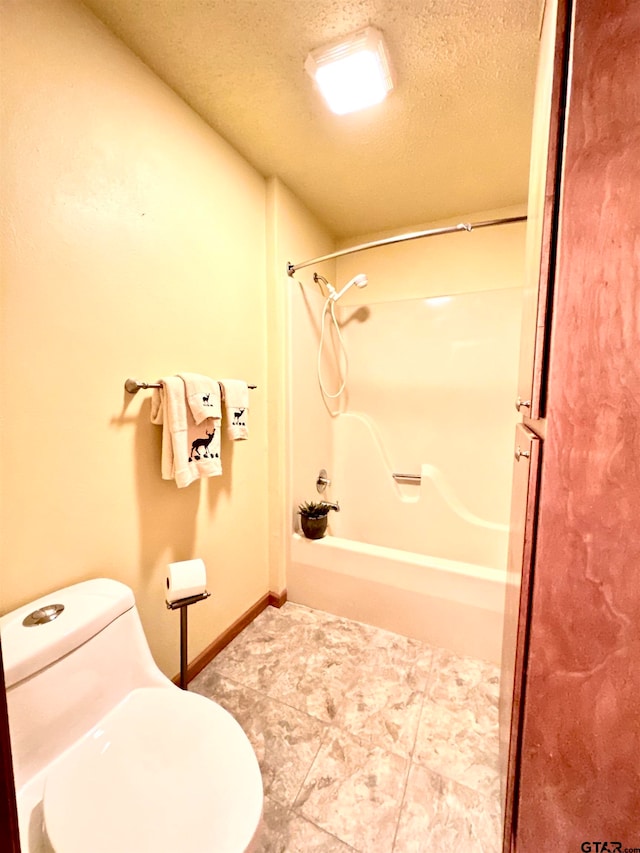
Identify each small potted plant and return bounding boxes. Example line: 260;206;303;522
298;500;339;540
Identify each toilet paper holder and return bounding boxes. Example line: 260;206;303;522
166;591;211;690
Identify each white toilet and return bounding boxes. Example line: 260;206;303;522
1;578;263;853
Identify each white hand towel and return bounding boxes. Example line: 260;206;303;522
178;374;222;473
178;372;222;424
219;379;249;440
150;376;221;487
150;376;183;483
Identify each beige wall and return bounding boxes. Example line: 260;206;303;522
0;0;269;677
266;180;337;544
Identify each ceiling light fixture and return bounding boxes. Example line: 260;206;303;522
304;26;394;116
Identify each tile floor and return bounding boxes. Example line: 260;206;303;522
190;602;502;853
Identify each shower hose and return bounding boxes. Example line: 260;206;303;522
317;296;348;405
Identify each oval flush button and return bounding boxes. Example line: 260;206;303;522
22;603;65;627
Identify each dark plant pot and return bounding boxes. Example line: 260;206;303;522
300;514;328;540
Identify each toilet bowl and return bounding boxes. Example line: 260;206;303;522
43;688;262;853
1;578;263;853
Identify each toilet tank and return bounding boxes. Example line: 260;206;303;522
0;579;172;790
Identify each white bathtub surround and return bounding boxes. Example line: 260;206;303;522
330;290;522;544
291;287;522;558
328;413;509;568
191;602;502;853
290;534;506;665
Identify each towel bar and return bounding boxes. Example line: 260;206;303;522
125;378;257;394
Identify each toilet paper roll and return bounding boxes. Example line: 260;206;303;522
166;559;207;604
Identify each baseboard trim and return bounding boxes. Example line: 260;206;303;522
172;589;288;686
268;588;287;608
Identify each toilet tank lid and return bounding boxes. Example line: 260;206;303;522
0;579;135;689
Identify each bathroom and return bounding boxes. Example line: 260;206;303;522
2;0;639;851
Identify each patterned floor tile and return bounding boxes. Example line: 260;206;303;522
205;607;309;693
412;699;500;798
190;671;326;806
333;670;424;757
393;763;501;853
427;648;500;721
294;729;409;853
254;797;357;853
192;603;503;852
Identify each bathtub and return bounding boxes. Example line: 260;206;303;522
289;533;506;665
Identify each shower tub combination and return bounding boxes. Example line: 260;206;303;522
288;273;522;667
289;416;509;666
290;533;506;665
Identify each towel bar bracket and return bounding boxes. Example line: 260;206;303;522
125;378;161;393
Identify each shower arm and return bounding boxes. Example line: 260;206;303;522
286;215;527;276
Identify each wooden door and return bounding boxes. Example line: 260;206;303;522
0;641;20;853
514;0;640;846
499;425;541;852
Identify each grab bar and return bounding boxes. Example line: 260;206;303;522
392;472;422;483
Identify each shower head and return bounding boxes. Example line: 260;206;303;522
330;273;368;302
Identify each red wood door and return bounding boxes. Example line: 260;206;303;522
514;0;640;847
0;641;20;853
499;425;541;852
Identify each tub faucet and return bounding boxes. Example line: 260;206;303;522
322;500;340;513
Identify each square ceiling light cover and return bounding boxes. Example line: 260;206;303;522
305;26;394;116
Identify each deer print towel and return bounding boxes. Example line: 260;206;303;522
178;372;222;425
218;379;249;440
150;376;222;488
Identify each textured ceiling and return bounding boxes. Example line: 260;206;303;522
83;0;543;239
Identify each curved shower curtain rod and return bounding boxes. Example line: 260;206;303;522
286;214;527;276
